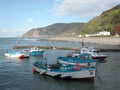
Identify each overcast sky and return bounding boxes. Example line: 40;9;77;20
0;0;120;37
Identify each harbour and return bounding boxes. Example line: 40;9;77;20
13;45;120;52
1;1;120;90
0;38;120;90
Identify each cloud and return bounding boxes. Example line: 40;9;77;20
27;17;34;23
0;28;29;37
2;29;7;33
54;0;120;20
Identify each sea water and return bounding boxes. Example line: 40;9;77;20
0;38;120;90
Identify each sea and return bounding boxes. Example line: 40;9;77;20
0;38;120;90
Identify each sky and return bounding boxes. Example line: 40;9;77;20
0;0;120;37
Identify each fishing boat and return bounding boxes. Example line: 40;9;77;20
32;61;96;80
57;53;97;67
4;50;30;59
29;47;44;56
4;51;24;59
81;47;107;60
67;47;107;60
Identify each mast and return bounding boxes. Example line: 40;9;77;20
15;30;20;46
81;35;84;47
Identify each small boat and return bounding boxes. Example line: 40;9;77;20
32;61;96;80
57;53;97;67
67;47;107;60
29;47;44;56
4;50;30;59
81;47;107;60
4;51;24;59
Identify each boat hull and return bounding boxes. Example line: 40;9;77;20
57;56;97;67
4;51;30;59
29;47;44;56
33;66;95;80
92;55;107;60
19;54;29;59
58;60;97;67
4;52;24;59
29;51;44;56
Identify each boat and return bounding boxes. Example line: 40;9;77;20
81;47;107;60
4;50;30;59
21;50;30;58
32;61;96;80
57;53;97;67
67;47;107;60
29;47;44;56
4;51;24;59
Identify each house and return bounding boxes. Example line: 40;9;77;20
85;31;111;37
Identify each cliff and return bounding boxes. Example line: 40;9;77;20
22;23;85;37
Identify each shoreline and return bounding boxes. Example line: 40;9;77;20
49;37;120;45
14;37;120;51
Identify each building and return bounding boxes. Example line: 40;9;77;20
85;31;111;37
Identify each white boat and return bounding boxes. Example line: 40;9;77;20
29;47;44;56
4;51;24;59
4;51;29;59
32;61;96;80
67;47;107;60
81;47;107;60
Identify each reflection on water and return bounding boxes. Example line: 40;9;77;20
32;73;95;90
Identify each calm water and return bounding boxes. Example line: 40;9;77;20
0;38;120;90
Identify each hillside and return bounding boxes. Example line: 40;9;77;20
22;23;85;37
80;4;120;35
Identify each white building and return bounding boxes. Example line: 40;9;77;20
85;31;111;37
99;31;110;36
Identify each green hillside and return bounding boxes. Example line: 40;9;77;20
80;5;120;35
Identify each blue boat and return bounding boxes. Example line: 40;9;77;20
32;61;96;80
29;47;44;56
57;53;97;67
